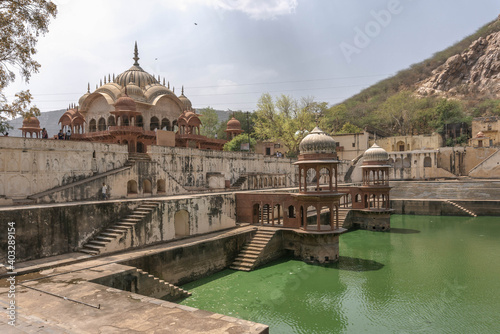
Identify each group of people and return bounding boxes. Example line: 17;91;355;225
57;129;71;140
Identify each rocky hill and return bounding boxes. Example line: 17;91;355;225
417;31;500;99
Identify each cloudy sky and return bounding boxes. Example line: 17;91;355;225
5;0;500;113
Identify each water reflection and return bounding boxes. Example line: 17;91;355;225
332;256;384;272
389;227;420;234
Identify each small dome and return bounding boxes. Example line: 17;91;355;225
476;131;485;138
299;127;337;154
226;117;241;131
114;95;136;112
179;93;192;110
125;82;145;100
23;116;40;127
78;92;90;106
363;144;389;162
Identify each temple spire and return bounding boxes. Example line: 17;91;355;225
181;85;184;95
133;41;140;66
87;83;90;93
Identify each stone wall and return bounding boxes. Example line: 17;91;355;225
124;230;251;285
391;199;500;216
0;193;238;263
0;136;301;204
0;137;129;200
0;201;135;263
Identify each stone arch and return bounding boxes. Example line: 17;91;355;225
252;203;260;224
174;210;190;237
89;119;97;132
394;158;402;168
306;205;317;226
396;141;405;151
288;205;296;218
137;142;145;153
157;179;166;193
107;115;116;127
143;179;152;194
161;118;170;131
150;116;160;131
403;157;411;168
264;178;268;187
355;193;361;203
424;156;432;167
274;177;278;187
98;117;106;131
127;180;137;194
136;115;144;128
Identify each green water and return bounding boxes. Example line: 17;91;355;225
180;215;500;333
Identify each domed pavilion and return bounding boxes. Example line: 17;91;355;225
20;116;42;138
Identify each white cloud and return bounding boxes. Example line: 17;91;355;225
163;0;298;20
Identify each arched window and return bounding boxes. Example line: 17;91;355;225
136;115;143;128
98;117;106;131
157;179;166;193
127;180;137;194
143;179;152;194
137;142;145;153
107;115;115;127
424;156;432;167
89;119;97;132
161;118;170;131
403;157;411;168
150;116;160;131
288;205;296;218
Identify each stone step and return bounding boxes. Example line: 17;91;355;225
87;240;107;247
229;266;251;271
96;236;115;242
105;228;127;234
128;214;147;218
80;248;98;255
122;218;142;222
248;240;268;246
232;259;255;266
240;249;261;255
116;222;137;226
111;225;132;231
101;232;122;237
83;244;103;251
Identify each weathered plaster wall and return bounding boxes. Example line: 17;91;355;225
390;180;500;200
124;231;250;285
0;137;129;200
391;199;500;216
0;193;238;263
0;201;134;263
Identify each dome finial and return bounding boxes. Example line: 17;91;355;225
87;82;90;93
181;85;184;95
133;41;140;66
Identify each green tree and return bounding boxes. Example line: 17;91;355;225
223;133;256;152
0;0;57;133
336;122;363;134
253;93;316;156
320;103;348;134
374;91;418;135
199;107;219;138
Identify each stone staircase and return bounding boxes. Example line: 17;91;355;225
231;176;247;189
338;208;351;227
230;229;277;271
128;152;151;163
444;200;478;217
80;201;161;255
135;268;191;301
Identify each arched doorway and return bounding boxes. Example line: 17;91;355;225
127;180;137;194
143;179;152;194
157;179;166;193
174;210;190;237
137;142;145;153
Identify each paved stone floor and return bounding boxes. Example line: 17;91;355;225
0;226;268;334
